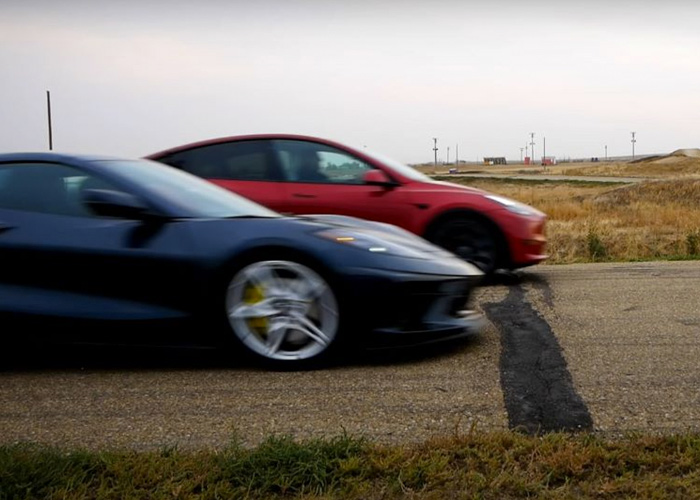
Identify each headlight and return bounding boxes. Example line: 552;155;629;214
484;194;537;216
314;229;427;259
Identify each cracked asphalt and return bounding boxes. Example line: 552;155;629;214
1;261;699;449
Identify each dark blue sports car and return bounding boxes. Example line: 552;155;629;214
0;153;485;367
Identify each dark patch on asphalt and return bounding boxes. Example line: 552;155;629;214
484;282;593;434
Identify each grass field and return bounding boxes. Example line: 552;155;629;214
434;176;700;264
4;432;700;499
428;153;700;265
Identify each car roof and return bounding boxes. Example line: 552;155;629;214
0;152;124;164
146;134;360;158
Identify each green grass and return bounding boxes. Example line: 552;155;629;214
4;432;700;499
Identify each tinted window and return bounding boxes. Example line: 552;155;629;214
94;159;279;219
273;140;374;184
158;140;280;181
0;162;122;217
362;148;431;181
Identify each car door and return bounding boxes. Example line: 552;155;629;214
153;140;289;212
269;139;413;228
0;161;199;344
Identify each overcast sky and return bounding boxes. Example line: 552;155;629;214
2;0;699;163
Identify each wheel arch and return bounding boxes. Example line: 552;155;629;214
423;209;512;268
215;244;340;296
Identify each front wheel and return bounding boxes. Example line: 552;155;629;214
225;260;340;367
427;217;501;275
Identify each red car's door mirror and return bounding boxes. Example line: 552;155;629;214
362;169;397;187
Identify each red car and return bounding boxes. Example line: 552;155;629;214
147;135;547;274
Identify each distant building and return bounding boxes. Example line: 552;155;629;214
541;156;557;166
483;157;507;166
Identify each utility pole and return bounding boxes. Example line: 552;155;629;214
542;137;546;167
455;144;459;166
529;132;535;164
46;90;53;150
520;147;524;162
605;145;608;161
432;138;438;171
446;146;450;165
631;132;636;160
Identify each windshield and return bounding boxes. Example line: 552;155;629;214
94;159;279;218
361;148;431;182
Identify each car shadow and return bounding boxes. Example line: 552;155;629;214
0;344;246;373
349;334;484;367
1;335;484;373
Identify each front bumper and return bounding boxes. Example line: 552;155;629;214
340;267;485;347
497;212;548;268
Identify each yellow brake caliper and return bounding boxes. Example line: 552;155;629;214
243;283;269;337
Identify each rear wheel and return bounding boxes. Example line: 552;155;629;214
225;260;340;367
427;216;500;274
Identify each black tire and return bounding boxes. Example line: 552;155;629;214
426;216;501;275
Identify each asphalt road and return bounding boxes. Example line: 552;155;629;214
1;261;699;450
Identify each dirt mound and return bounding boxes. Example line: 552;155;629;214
670;148;700;158
632;148;700;164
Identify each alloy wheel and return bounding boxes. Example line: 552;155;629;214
226;260;339;362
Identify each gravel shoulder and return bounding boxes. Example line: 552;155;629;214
530;261;700;435
0;327;506;450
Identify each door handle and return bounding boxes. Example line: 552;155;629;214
0;221;15;233
292;193;316;199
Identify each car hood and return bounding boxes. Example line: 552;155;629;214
408;179;546;217
412;179;490;196
297;214;462;259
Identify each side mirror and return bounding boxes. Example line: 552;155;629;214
362;169;397;187
82;189;154;220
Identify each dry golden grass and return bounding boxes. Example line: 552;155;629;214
436;177;700;264
550;156;700;178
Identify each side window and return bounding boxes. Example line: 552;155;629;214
0;162;121;217
157;140;278;181
272;140;374;184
